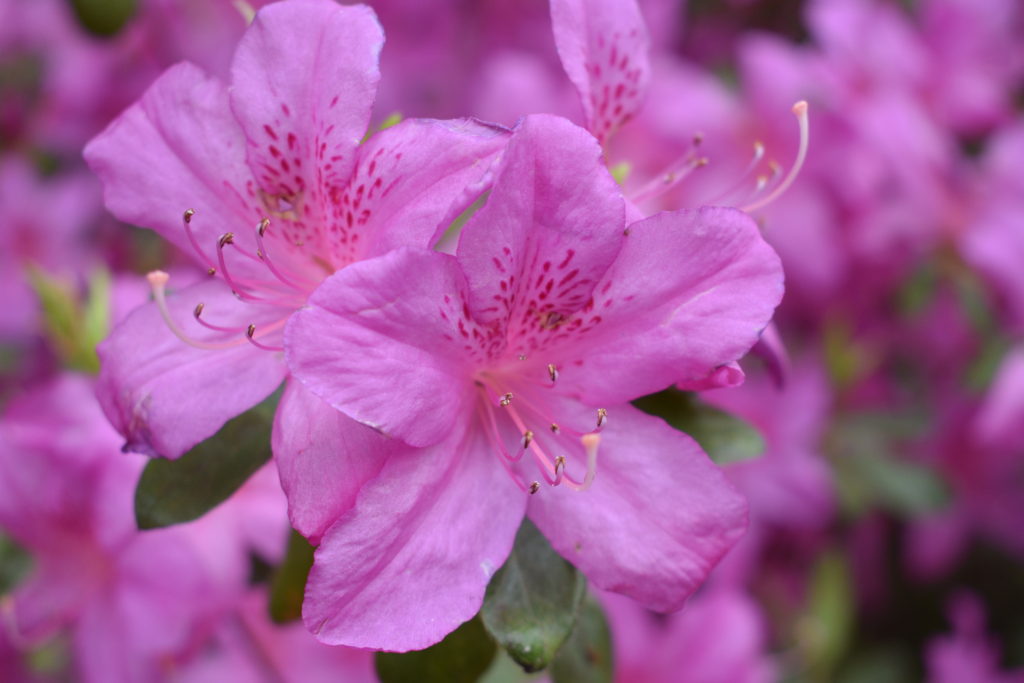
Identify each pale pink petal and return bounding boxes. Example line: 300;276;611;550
271;379;393;544
286;248;476;448
550;0;651;142
303;427;527;650
97;278;287;458
229;0;382;257
528;402;747;612
456;114;624;330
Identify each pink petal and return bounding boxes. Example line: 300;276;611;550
303;426;527;650
97;278;287;458
229;0;382;257
550;0;651;143
556;206;784;405
286;248;476;448
271;379;393;544
527;402;747;612
457;114;624;330
83;62;253;266
349;117;509;264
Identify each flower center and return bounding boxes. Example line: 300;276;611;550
475;360;604;496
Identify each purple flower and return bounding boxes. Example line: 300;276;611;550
83;0;508;459
283;114;784;649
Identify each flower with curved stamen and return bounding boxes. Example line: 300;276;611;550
83;0;508;460
284;114;784;650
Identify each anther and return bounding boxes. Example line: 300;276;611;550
554;455;566;477
207;267;216;276
521;430;534;449
547;363;559;383
529;481;541;495
550;423;560;434
499;392;513;407
596;408;608;428
218;232;235;248
183;208;195;223
258;217;270;237
193;302;205;319
246;324;257;338
518;354;527;361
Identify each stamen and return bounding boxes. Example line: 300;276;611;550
253;218;316;291
182;208;218;273
521;430;534;449
596;408;608;428
499;392;514;407
529;482;541;495
563;434;600;492
547;363;559;383
146;271;247;351
518;354;528;361
246;324;284;352
550;423;560;434
553;455;567;484
630;154;708;205
702;141;766;205
741;101;809;213
193;302;249;333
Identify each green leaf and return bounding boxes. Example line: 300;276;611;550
480;520;586;672
0;533;32;594
549;597;613;683
27;267;111;374
797;550;853;680
375;616;497;683
66;0;138;37
134;388;282;530
632;389;765;465
268;529;315;623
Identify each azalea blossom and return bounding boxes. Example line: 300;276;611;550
283;113;783;650
83;0;508;459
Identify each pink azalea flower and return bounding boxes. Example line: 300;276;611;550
0;375;279;683
83;0;508;459
602;589;775;683
283;114;783;650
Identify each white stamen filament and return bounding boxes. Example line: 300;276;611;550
741;101;809;212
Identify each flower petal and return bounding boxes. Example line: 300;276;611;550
83;62;254;265
527;402;747;612
97;278;287;458
457;114;624;332
229;0;383;258
303;426;526;650
345;117;509;264
286;248;476;448
271;379;393;544
550;0;651;143
555;206;784;404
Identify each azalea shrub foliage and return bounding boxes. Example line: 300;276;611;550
1;0;1023;681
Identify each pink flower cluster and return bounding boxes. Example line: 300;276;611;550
1;0;1023;681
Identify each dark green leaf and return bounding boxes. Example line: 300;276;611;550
67;0;138;37
632;389;765;465
480;519;586;672
0;533;32;594
375;616;496;683
134;388;281;530
268;529;315;623
549;597;613;683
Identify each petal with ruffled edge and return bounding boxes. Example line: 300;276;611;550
286;248;477;448
271;379;393;544
550;0;651;143
83;62;255;268
97;278;287;458
553;206;784;405
345;117;509;264
456;115;624;333
527;402;747;612
229;0;382;258
303;425;527;651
